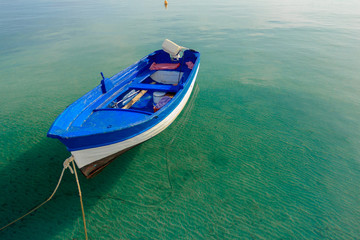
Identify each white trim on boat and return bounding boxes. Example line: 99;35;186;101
71;67;199;169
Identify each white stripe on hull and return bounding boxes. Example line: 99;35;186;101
72;67;199;169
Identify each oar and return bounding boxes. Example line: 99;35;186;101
122;82;155;109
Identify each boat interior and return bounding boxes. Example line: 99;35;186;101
98;49;197;116
66;49;198;133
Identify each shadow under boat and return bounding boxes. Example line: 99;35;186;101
0;138;138;239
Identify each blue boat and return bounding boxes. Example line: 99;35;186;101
48;40;200;178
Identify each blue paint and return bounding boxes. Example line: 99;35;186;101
47;49;200;151
130;83;179;92
100;72;106;93
100;72;114;94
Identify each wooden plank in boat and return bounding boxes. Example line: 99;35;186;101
122;82;155;109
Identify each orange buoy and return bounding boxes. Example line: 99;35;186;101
164;0;168;8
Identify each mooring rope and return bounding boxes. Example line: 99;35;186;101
72;159;88;240
0;156;88;240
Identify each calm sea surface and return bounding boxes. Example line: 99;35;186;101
1;0;360;239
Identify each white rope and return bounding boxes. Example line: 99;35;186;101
0;156;88;240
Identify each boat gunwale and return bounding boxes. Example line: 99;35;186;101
48;50;200;141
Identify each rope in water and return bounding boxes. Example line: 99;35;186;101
0;156;88;240
72;159;88;240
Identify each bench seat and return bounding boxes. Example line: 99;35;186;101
129;83;181;92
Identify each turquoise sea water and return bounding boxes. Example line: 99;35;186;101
1;0;360;239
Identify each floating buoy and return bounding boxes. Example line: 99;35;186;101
164;0;168;8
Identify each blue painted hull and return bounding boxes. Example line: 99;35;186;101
48;49;200;177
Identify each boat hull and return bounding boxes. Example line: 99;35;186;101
79;146;135;178
72;67;199;177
